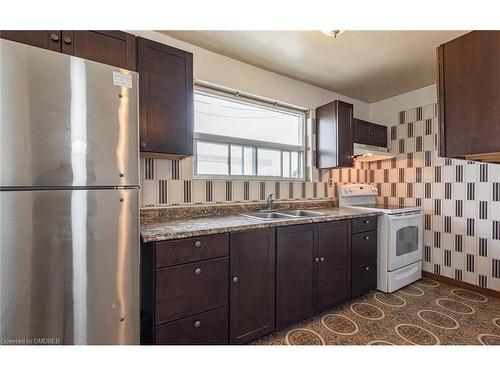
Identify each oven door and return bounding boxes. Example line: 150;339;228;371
387;212;422;271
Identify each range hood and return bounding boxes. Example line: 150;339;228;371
353;143;395;162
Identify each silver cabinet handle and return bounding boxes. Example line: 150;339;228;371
194;320;201;328
63;36;72;45
364;219;370;224
314;257;320;263
140;141;147;149
232;276;238;283
365;266;370;271
364;236;370;240
320;257;325;262
194;241;202;248
50;33;59;42
194;268;201;275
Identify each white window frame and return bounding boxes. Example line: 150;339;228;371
193;87;307;181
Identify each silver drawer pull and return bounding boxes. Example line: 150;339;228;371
364;219;370;224
194;268;201;275
232;276;239;283
365;266;370;271
314;257;320;263
320;257;325;262
364;236;370;240
194;320;201;328
194;241;202;248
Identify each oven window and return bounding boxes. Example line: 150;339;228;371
396;226;419;256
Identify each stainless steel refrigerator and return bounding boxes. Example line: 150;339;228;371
0;39;139;344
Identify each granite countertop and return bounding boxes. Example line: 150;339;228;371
140;207;380;242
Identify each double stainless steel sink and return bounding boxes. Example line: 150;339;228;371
241;210;328;221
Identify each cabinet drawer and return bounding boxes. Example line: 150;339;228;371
155;306;228;344
155;233;229;268
155;257;229;324
352;216;377;234
352;230;377;267
351;261;377;299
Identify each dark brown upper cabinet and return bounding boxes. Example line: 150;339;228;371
317;220;351;311
437;31;500;163
0;30;62;52
137;37;194;158
229;228;275;344
353;118;387;148
61;31;136;71
316;100;354;169
0;30;136;71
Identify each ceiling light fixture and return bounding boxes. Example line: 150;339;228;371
320;30;345;38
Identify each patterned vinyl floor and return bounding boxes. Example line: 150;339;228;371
252;278;500;345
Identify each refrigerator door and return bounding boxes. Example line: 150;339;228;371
0;189;139;344
0;39;139;188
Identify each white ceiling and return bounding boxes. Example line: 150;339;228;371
161;30;468;103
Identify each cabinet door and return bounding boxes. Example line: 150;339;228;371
0;30;61;52
353;118;387;147
61;30;136;71
438;31;500;159
137;37;194;157
352;262;377;299
230;228;275;344
353;118;371;145
155;257;228;325
276;224;318;329
370;123;387;147
318;220;351;311
316;100;353;168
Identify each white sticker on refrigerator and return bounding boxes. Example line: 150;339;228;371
112;72;133;88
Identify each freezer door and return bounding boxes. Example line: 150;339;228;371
0;39;139;187
0;189;139;344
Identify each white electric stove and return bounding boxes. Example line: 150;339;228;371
339;184;423;293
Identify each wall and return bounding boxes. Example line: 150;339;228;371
368;84;436;125
135;30;371;207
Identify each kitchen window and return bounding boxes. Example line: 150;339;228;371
193;88;306;180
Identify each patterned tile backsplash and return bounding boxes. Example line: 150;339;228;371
140;156;331;206
333;103;500;292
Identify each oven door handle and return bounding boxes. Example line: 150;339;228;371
388;213;422;222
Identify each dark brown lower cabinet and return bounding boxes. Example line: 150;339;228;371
318;220;351;311
155;257;228;325
229;228;275;344
276;224;318;329
352;262;377;299
155;306;228;345
351;218;378;299
142;216;376;344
